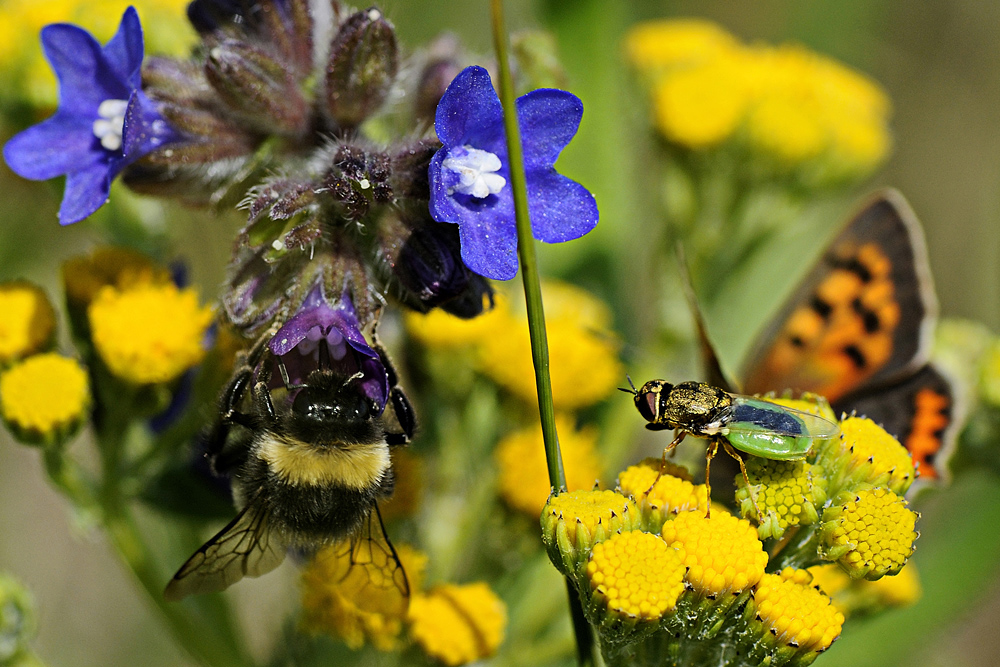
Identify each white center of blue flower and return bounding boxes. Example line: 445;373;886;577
92;99;129;152
442;146;506;198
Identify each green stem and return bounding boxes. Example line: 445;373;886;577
490;2;590;665
489;0;565;494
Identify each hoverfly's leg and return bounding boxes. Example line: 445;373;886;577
703;439;721;518
721;441;762;522
644;432;688;496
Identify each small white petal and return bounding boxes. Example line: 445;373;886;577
442;146;506;199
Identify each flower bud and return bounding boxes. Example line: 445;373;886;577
540;490;640;576
0;573;36;663
0;353;90;447
325;7;399;127
0;281;56;367
390;141;439;199
415;58;462;124
205;39;309;136
736;458;827;541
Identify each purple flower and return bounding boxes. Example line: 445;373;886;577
268;283;389;412
428;66;598;281
2;7;182;225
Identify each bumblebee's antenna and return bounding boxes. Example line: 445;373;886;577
342;371;365;388
275;355;306;391
618;374;638;396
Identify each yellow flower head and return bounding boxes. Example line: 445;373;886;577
820;416;916;495
300;542;423;651
495;415;603;516
0;282;56;366
475;282;624;410
624;18;741;72
88;282;213;385
62;247;168;311
408;583;507;666
820;487;918;580
661;511;768;597
617;458;706;531
736;458;827;541
541;489;640;575
652;51;751;149
0;0;195;108
585;530;686;622
0;353;90;446
752;571;845;655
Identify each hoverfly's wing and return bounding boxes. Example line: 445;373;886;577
164;496;288;600
839;364;961;484
742;190;938;403
676;242;739;393
320;504;409;616
723;397;841;439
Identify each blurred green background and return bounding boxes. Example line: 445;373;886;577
1;1;999;665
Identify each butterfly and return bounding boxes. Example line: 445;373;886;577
687;189;961;485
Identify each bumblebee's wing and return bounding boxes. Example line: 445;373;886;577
164;496;288;601
838;364;961;484
322;504;409;615
742;190;937;403
723;397;841;439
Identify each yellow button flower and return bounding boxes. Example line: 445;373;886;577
617;458;706;531
624;18;741;72
88;282;213;385
819;417;916;495
541;489;640;575
752;571;844;655
661;511;768;597
736;458;827;541
820;487;918;580
495;415;603;516
300;542;424;651
0;353;90;446
408;583;507;666
585;530;686;621
0;282;56;366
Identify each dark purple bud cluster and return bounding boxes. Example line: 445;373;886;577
117;1;493;342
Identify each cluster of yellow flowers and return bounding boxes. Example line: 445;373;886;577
625;18;892;181
407;281;623;516
300;542;507;666
541;401;923;666
0;0;194;109
0;247;213;446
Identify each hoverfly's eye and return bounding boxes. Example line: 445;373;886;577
636;391;658;423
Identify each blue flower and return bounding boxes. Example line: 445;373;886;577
2;7;182;225
428;66;598;281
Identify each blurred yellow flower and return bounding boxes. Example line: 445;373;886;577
0;353;90;445
495;415;602;516
88;282;213;385
625;18;892;178
408;582;507;666
0;0;196;108
0;282;56;367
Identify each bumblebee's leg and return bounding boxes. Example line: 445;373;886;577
721;441;761;522
704;439;721;518
371;332;416;445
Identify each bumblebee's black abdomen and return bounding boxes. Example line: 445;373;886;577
267;480;387;540
732;402;804;434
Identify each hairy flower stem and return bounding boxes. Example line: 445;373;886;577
491;2;593;665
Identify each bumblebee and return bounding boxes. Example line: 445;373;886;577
622;377;838;514
164;324;415;602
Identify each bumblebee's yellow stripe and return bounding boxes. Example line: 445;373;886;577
257;435;390;489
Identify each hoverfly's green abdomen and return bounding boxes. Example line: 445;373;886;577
724;398;818;460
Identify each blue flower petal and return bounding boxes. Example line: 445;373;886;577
103;7;145;87
527;170;599;243
123;90;185;158
59;162;114;225
3;113;98;181
516;89;583;170
434;66;504;151
41;24;127;114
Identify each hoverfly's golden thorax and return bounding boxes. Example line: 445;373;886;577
657;381;732;429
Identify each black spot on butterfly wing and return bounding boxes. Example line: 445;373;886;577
164;493;288;600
